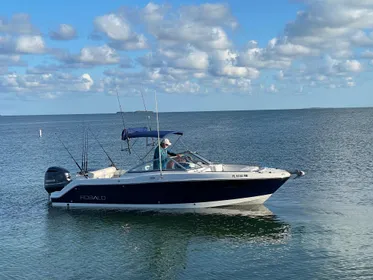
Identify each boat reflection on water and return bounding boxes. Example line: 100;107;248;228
162;204;274;216
46;204;290;242
45;205;291;279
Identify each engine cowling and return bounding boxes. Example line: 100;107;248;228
44;166;71;194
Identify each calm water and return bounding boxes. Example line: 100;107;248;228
0;108;373;280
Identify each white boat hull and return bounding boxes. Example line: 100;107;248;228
51;194;272;209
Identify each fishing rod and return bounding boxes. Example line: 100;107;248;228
140;91;154;147
88;127;117;169
115;86;131;154
56;134;86;176
85;129;89;173
81;127;88;174
154;90;163;177
81;129;85;173
85;129;88;173
140;91;152;129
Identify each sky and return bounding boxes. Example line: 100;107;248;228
1;0;373;115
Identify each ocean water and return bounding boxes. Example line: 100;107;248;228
0;108;373;280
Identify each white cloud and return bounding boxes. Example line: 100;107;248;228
316;75;327;81
209;49;258;79
180;3;238;29
267;84;278;93
50;24;77;40
109;34;148;50
100;66;258;95
0;67;7;75
59;45;121;66
26;64;60;74
202;27;231;50
283;1;373;54
136;47;210;79
276;70;285;80
137;52;164;67
140;3;235;51
15;35;45;54
345;76;355;87
4;1;373;99
0;72;96;95
340;60;362;72
274;42;315;57
170;50;209;70
150;23;230;50
329;84;337;89
362;50;373;58
2;73;18;87
94;14;131;41
79;45;119;64
39;92;59;99
0;36;15;54
0;13;39;34
0;35;46;55
141;2;167;24
238;45;292;69
350;30;373;47
93;13;148;50
0;54;23;65
212;77;252;93
163;80;201;94
80;74;94;91
193;72;207;79
213;65;259;79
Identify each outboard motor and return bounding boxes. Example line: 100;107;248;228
44;167;71;194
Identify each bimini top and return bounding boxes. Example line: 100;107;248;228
122;127;183;141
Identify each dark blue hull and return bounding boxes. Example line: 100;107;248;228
51;178;289;206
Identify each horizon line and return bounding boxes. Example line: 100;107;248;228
1;105;372;117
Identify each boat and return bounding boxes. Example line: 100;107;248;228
44;128;304;209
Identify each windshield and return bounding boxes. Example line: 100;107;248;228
127;151;210;173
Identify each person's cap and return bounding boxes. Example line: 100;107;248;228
162;138;172;146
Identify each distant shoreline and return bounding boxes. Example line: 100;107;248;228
1;106;372;117
116;111;155;114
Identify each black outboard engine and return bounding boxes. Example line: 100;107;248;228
44;167;71;194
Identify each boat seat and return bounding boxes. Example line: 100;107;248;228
88;167;117;179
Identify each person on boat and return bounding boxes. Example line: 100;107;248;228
153;138;177;170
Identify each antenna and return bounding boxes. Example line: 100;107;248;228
154;91;162;177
